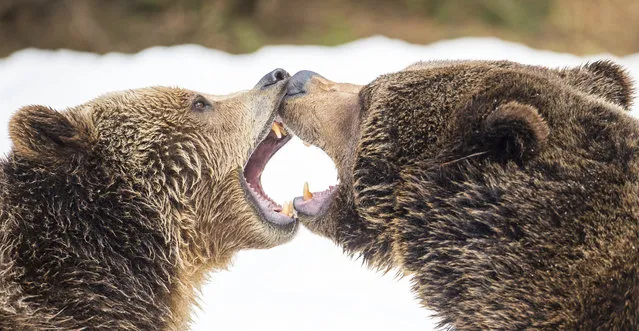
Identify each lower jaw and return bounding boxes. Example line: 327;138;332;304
245;191;298;230
237;175;297;233
292;187;337;218
253;218;299;248
260;208;298;228
251;205;298;243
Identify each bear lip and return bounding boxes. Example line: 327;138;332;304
242;121;295;226
292;186;338;217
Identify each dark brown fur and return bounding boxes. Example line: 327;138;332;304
0;83;295;330
280;60;639;329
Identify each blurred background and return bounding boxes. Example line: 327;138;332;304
0;0;636;57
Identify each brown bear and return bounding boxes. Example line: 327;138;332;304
279;60;639;329
0;69;298;330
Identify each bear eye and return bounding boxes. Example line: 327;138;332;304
191;96;212;112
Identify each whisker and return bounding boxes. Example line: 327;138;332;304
439;151;489;167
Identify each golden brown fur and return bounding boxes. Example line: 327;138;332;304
0;72;295;330
280;60;638;329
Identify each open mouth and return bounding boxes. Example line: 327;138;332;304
242;120;296;227
283;132;339;218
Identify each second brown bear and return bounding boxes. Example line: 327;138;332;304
280;60;638;329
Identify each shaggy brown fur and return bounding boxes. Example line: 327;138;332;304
0;70;296;330
279;60;639;329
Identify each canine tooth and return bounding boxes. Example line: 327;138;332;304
272;122;287;139
287;201;294;217
303;182;313;201
281;201;293;217
303;142;311;147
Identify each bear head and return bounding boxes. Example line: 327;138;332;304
279;60;639;328
4;69;297;329
279;59;634;251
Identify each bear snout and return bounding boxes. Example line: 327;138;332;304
256;68;290;89
286;70;323;96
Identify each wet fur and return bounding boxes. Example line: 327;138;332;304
0;86;293;330
282;60;639;329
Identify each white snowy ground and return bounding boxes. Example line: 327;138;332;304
1;36;639;330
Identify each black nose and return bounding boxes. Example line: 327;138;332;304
286;70;322;96
256;68;290;88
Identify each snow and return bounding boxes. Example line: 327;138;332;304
1;36;638;330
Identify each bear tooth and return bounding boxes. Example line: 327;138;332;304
271;122;286;139
280;201;293;217
287;201;294;217
303;182;313;201
303;142;311;147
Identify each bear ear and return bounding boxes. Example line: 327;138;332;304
479;101;549;163
563;60;634;110
9;105;91;160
